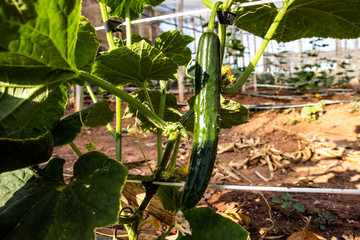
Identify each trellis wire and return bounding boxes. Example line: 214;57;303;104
62;173;360;194
94;0;284;31
126;179;360;195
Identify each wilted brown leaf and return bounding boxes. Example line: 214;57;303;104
287;231;325;240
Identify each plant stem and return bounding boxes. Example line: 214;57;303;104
201;0;214;9
223;0;234;10
180;106;194;126
218;0;235;66
127;108;194;234
70;142;82;157
207;1;222;32
166;134;181;173
134;125;155;176
142;85;155;113
157;81;167;166
218;23;226;66
78;83;96;150
78;72;168;132
155;132;179;180
115;100;122;161
114;0;133;163
125;0;132;46
100;1;122;161
222;4;289;94
99;2;116;50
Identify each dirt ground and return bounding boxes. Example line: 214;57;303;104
54;89;360;239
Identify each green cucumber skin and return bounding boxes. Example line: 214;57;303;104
181;31;221;210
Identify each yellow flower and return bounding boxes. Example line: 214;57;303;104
315;93;320;98
127;128;136;135
221;65;231;76
221;66;236;85
314;72;319;77
228;75;235;83
162;171;171;180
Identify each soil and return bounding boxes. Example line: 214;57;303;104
53;89;360;240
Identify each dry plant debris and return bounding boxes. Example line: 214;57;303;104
218;203;251;227
214;133;360;182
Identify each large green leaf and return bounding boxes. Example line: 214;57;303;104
19;83;68;139
187;95;249;131
97;0;165;20
115;34;152;47
92;40;178;87
0;131;53;173
123;89;182;133
0;151;128;240
52;100;114;146
155;31;195;66
75;16;99;73
218;96;249;129
178;207;249;239
65;16;100;86
0;0;81;137
0;168;34;207
234;0;360;42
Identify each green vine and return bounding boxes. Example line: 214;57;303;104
222;0;293;94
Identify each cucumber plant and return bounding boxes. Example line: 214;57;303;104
1;0;360;239
272;192;305;217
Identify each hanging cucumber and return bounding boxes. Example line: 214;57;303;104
180;2;222;211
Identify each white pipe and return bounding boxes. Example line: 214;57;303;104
126;179;360;195
94;8;211;30
94;0;284;31
62;174;360;194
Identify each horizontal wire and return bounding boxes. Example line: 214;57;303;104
126;179;360;195
61;174;360;194
94;0;284;31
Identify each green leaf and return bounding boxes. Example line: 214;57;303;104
218;96;249;129
155;30;195;66
114;34;151;47
157;186;181;211
0;131;53;173
281;202;289;210
19;84;69;139
228;39;245;52
0;168;34;207
234;0;360;42
123;90;182;133
98;0;165;20
52;100;113;146
293;203;305;212
84;101;114;128
283;192;292;202
178;207;249;239
75;16;99;73
0;151;128;240
67;17;99;86
271;198;283;204
187;95;249;131
92;40;178;87
0;0;81;137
